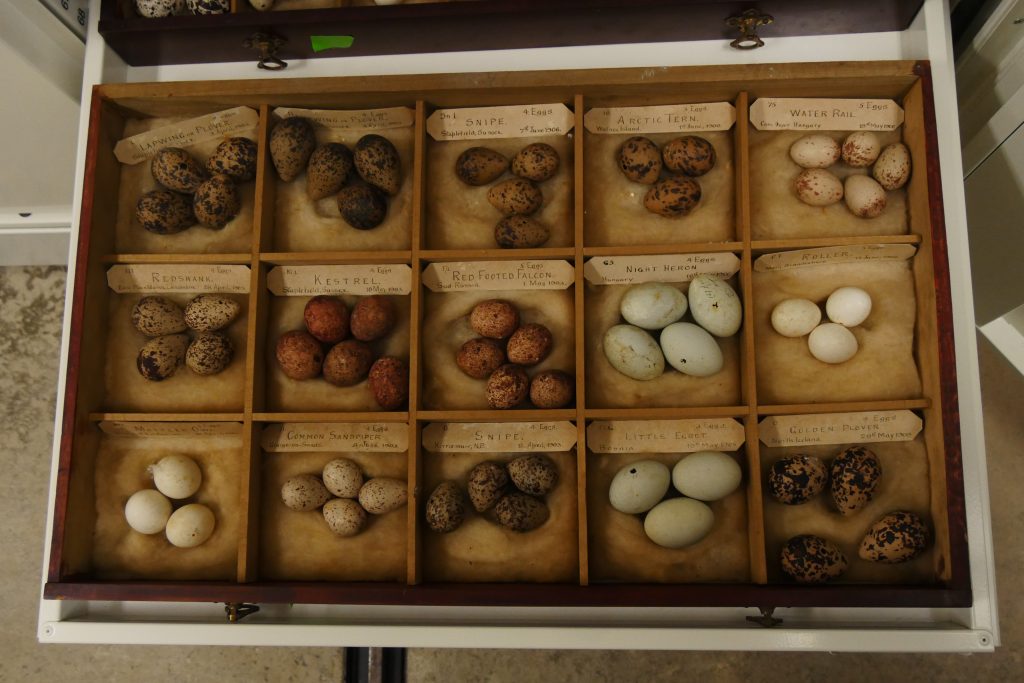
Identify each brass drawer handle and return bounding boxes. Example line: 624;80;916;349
726;9;774;50
243;32;288;70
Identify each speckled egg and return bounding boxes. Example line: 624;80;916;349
789;134;842;168
151;148;207;193
494;215;550;249
184;294;240;332
770;298;821;338
529;370;574;409
136;189;195;235
337;182;388;230
608;459;671;514
859;511;929;563
185;331;233;375
354;134;402;196
671;450;742;502
270;117;316;182
469;299;519;339
322;339;374;387
131;296;187;337
872;143;911;191
358;477;408;514
662;136;716;177
467;461;509;512
830;446;882;516
844;175;887;218
192;174;240;229
768;455;829;504
322;458;363;498
303;295;349;343
511;143;559;182
659;322;724;377
617;136;662;184
602;324;664;381
620;282;688;330
248;0;274;9
508;454;558;496
495;492;550;532
306;143;354;200
368;356;408;410
322;498;367;538
426;481;467;533
165;503;216;548
456;337;506;379
485;364;530;409
841;131;881;167
349;296;396;342
781;535;848;583
455;147;509;186
207;137;258;182
136;333;189;381
275;330;324;380
135;0;184;18
795;168;844;207
643;498;714;549
281;474;331;512
643;176;702;217
487;178;543;216
687;275;742;338
506;323;553;366
150;454;202;499
186;0;229;14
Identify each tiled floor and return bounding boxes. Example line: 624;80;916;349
1;265;1019;682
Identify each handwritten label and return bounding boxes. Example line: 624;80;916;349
422;260;574;292
422;422;577;453
587;419;745;453
113;107;259;164
584;253;740;285
267;264;412;296
426;103;574;141
584;103;736;134
107;264;251;294
99;421;243;437
261;423;408;452
753;244;916;272
274;106;414;130
758;411;922;447
750;98;904;131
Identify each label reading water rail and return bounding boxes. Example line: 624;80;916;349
261;423;408;452
274;106;414;130
99;421;243;437
426;104;574;141
107;264;251;294
587;419;745;453
584;103;736;134
422;260;574;292
753;244;916;272
758;411;922;447
113;106;260;164
422;422;577;453
583;253;740;285
266;265;412;296
749;98;904;131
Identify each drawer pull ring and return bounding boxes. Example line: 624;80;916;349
726;10;774;50
745;606;783;628
225;602;260;622
243;33;288;71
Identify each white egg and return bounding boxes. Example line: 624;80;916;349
841;131;881;167
873;143;911;190
124;489;172;535
789;134;841;168
150;454;202;499
165;503;216;548
660;322;724;377
795;168;843;207
826;287;872;327
808;323;859;364
643;498;715;549
672;451;742;501
603;324;665;381
844;175;887;218
620;282;688;330
608;460;671;514
770;298;821;337
687;275;742;337
135;0;184;18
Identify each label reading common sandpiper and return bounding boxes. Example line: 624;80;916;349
266;264;412;296
753;244;916;272
750;98;904;131
584;102;736;134
422;260;574;292
261;423;408;452
758;411;922;447
426;104;574;141
584;253;740;285
587;419;745;453
422;422;577;453
113;106;260;164
107;264;251;294
99;421;243;437
274;106;414;130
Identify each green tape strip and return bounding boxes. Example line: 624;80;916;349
310;35;355;52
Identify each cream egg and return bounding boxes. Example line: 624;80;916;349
841;131;881;167
620;282;688;330
808;323;859;364
844;175;887;218
826;287;872;327
149;454;202;500
770;298;822;337
124;489;172;535
789;134;841;168
608;460;671;514
873;143;911;190
671;451;742;502
165;503;216;548
643;498;715;549
795;168;843;207
660;322;724;377
603;324;665;381
687;275;742;337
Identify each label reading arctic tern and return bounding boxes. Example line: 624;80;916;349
584;103;736;134
587;419;745;453
266;265;412;296
107;264;251;293
758;411;922;447
114;106;260;164
750;98;904;131
753;244;916;272
422;260;574;292
261;423;408;452
426;104;574;141
584;253;741;285
274;106;414;130
99;421;243;437
422;422;577;453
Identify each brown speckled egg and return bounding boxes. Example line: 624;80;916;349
456;337;506;379
306;142;354;200
487;179;542;216
469;299;519;339
495;492;549;532
358;477;408;514
426;481;467;533
184;294;240;332
830;446;882;516
338;182;388;230
275;330;323;380
485;364;529;409
151;148;207;193
137;333;189;381
281;474;330;512
841;131;881;167
322;458;363;498
505;323;553;366
662;136;716;177
322;498;367;537
617;136;662;184
354;134;402;196
131;296;187;337
781;535;848;584
511;143;559;182
322;339;374;387
135;190;195;235
467;461;509;512
529;370;574;408
304;295;349;344
768;455;828;505
349;296;396;342
643;176;702;217
795;168;844;207
368;356;408;410
858;511;929;564
455;147;508;186
192;174;240;229
507;454;558;496
494;215;550;249
844;175;887;219
270;117;316;182
206;137;257;182
873;143;911;191
185;331;234;375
